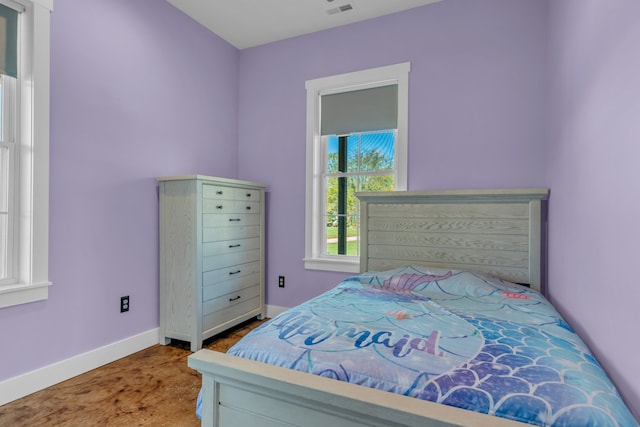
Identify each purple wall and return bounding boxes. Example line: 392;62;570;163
547;0;640;419
237;0;548;307
0;0;239;381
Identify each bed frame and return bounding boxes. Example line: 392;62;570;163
188;188;550;427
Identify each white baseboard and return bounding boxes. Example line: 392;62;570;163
1;309;289;406
0;328;160;406
265;304;288;318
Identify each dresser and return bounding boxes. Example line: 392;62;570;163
157;175;266;351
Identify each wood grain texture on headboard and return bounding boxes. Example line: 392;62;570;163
357;189;549;293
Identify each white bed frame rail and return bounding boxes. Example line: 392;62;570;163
189;349;528;427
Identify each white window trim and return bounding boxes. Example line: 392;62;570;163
304;62;409;273
0;0;52;308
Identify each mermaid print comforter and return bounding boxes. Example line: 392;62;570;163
227;266;638;427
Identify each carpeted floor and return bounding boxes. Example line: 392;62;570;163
0;318;266;426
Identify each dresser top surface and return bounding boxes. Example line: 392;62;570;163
157;175;267;189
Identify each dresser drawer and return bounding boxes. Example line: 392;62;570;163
234;188;260;202
202;237;260;257
203;225;260;243
233;200;260;213
203;213;260;228
202;199;261;214
203;291;261;331
203;249;260;271
202;184;235;201
202;261;260;286
202;185;261;202
202;199;234;214
203;284;260;317
203;272;260;302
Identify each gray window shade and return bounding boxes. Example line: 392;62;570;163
0;3;18;79
321;84;398;136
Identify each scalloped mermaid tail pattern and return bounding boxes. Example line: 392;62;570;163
411;314;637;427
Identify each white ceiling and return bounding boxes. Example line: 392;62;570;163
166;0;443;50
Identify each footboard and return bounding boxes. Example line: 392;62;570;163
188;349;527;427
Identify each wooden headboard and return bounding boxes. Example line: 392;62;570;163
357;189;549;293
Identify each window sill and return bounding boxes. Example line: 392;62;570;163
303;257;360;274
0;281;51;309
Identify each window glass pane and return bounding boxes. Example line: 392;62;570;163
0;75;16;142
328;131;395;174
344;175;361;215
346;135;358;173
0;81;3;136
0;73;13;281
360;174;394;193
341;132;394;173
327;136;339;174
325;221;339;255
0;3;19;79
0;212;6;279
325;176;362;256
326;215;359;256
326;176;339;217
359;132;395;172
325;176;362;218
348;214;359;257
0;145;7;212
0;145;7;280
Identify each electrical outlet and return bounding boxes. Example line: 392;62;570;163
278;276;285;288
120;296;130;313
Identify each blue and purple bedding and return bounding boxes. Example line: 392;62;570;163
227;266;637;427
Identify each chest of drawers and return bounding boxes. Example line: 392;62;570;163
158;175;266;351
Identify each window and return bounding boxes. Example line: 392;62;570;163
0;0;52;308
304;63;409;273
1;73;17;283
325;131;395;257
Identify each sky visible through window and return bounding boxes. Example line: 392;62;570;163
327;131;394;173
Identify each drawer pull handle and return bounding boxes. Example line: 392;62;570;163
229;270;241;275
229;218;241;222
246;193;252;198
229;295;241;302
229;244;241;248
245;206;251;210
216;191;223;195
216;205;223;209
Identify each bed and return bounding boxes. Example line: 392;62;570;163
188;188;638;427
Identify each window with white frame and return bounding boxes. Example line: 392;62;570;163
1;70;17;283
0;0;52;308
304;63;409;273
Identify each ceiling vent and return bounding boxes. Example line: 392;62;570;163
327;3;354;15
